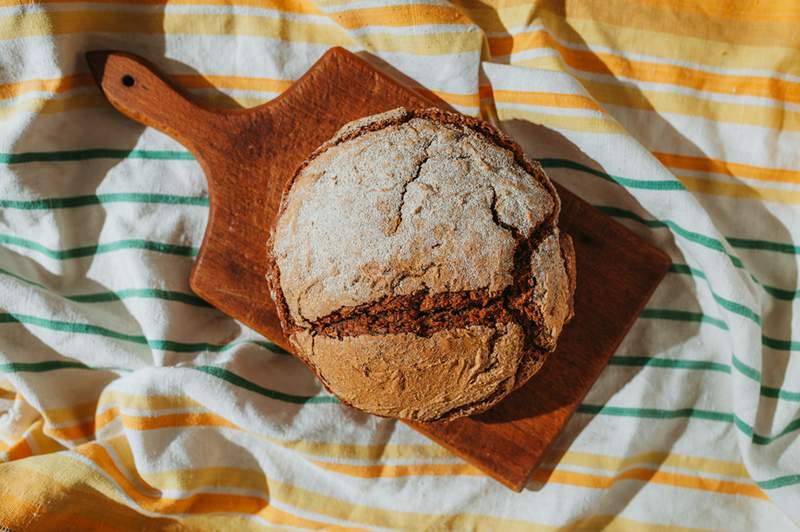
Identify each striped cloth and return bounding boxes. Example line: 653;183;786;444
1;1;798;529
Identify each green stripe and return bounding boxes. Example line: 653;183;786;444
726;237;800;255
720;354;800;402
0;234;198;259
3;356;798;442
750;418;800;445
192;365;338;404
596;205;744;267
669;263;798;301
711;293;761;325
640;308;729;330
757;474;800;489
538;158;687;190
66;288;209;307
0;149;195;164
0;361;327;405
542;160;800;257
759;385;800;402
641;308;798;352
611;354;800;402
0;267;209;307
608;356;730;373
0;266;47;290
730;354;762;382
576;404;734;422
0;193;209;210
579;404;800;445
761;335;800;352
2;151;795;258
0;360;129;373
0;312;285;354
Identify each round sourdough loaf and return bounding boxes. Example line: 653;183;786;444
267;107;576;421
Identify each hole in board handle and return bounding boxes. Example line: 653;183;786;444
122;75;135;87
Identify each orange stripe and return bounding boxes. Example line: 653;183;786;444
0;74;93;99
44;419;95;441
3;435;33;462
96;408;238;432
532;468;767;500
655;151;800;185
678;175;800;204
72;443;355;529
0;1;469;28
310;459;483;478
0;0;321;14
311;459;764;499
74;443;266;514
0;388;17;401
493;89;603;111
488;30;800;104
629;0;800;21
1;73;483;110
328;4;470;28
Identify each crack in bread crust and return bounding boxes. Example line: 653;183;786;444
303;222;556;349
268;107;562;333
266;107;575;421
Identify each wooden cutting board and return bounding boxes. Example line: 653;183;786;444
87;47;670;491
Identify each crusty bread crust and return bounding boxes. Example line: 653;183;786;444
266;107;576;421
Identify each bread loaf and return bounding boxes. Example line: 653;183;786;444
267;107;576;421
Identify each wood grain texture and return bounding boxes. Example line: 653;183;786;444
87;47;671;491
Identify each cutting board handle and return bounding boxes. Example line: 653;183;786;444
86;51;224;155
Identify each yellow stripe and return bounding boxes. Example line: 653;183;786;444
28;420;68;456
491;56;800;132
532;467;767;500
487;29;800;104
94;404;452;460
584;78;800;131
656;152;800;185
90;408;763;500
1;10;349;44
0;93;108;119
327;4;472;29
43;419;95;441
67;445;542;530
140;466;553;530
73;443;266;514
464;4;800;76
0;73;94;99
0;387;16;401
95;408;238;432
85;397;755;480
493;89;603;111
309;458;763;500
0;0;320;13
99;391;204;411
309;459;483;478
0;11;482;56
2;431;33;462
0;459;266;530
0;73;480;117
495;106;625;134
679;176;800;204
0;442;741;531
40;399;97;424
487;0;800;45
74;443;355;530
563;514;709;532
627;0;800;22
551;450;750;480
